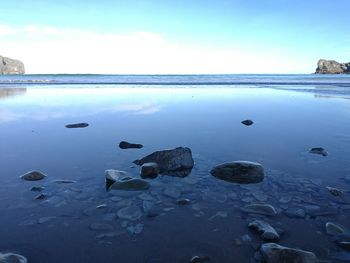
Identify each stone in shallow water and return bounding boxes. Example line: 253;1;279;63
241;204;277;216
248;220;280;241
334;232;350;251
140;162;159;179
163;187;181;199
326;222;345;235
53;179;76;184
117;206;142;221
210;161;264;184
176;198;191;205
34;193;47;200
0;252;27;263
31;186;44;192
133;147;194;177
241;119;254;126
284;208;306;219
109;178;150;191
65;122;89;128
260;243;318;263
326;186;343;196
308;147;328;156
127;223;144;235
20;170;47;181
119;141;143;149
190;255;211;263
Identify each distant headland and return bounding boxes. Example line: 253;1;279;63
0;55;25;75
315;59;350;74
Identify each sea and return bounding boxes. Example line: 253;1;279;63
1;74;350;263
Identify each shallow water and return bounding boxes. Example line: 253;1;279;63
1;82;350;262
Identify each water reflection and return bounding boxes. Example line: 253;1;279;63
0;88;26;99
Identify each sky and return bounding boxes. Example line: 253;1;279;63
0;0;349;74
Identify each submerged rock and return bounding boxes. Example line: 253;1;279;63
308;147;328;156
34;193;47;200
248;220;280;241
189;255;211;263
119;141;143;149
0;252;27;263
210;161;264;184
65;122;89;128
326;222;345;235
20;170;47;181
140;162;159;179
284;208;306;219
326;186;343;196
241;119;254;126
117;206;142;221
133;147;194;177
260;243;318;263
334;232;350;251
31;186;45;192
105;169;150;191
241;204;277;216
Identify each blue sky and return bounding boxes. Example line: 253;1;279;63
0;0;349;73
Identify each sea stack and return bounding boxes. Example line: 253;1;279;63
315;59;350;74
0;55;25;74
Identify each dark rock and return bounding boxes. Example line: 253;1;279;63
332;252;350;261
133;147;194;177
65;122;89;128
326;222;345;235
0;55;25;74
119;141;143;149
0;252;27;263
315;59;350;74
210;161;264;184
248;220;280;241
53;179;76;184
189;255;211;263
241;119;254;126
308;147;328;156
20;170;47;181
334;232;350;251
260;243;318;263
105;169;150;191
241;204;277;216
176;198;191;205
140;162;159;179
31;186;45;192
34;193;47;200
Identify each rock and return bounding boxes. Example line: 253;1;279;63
210;161;264;184
140;162;159;179
117;206;142;221
284;208;306;218
248;220;280;241
241;204;277;216
261;243;318;263
0;55;25;74
65;122;89;128
308;147;328;156
31;186;45;192
105;169;150;191
176;198;191;205
315;59;350;74
133;147;194;177
126;223;144;235
326;222;345;235
53;179;76;184
189;256;211;263
20;170;47;181
119;141;143;149
334;232;350;251
34;193;47;200
241;119;254;126
326;186;343;196
0;252;27;263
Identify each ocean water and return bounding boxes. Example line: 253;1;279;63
1;74;350;263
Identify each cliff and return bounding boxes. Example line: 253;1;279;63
0;55;25;74
315;59;350;74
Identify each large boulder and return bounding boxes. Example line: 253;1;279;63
210;161;264;184
133;147;194;177
315;59;350;74
260;243;318;263
0;55;25;74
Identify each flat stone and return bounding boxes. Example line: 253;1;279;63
284;208;306;218
140;162;159;179
210;161;264;184
248;220;280;241
133;147;194;177
0;252;27;263
241;119;254;126
326;222;345;235
20;170;47;181
65;122;89;128
53;179;76;184
34;193;47;200
31;186;45;192
109;178;150;191
119;141;143;149
261;243;318;263
241;204;277;216
117;206;142;221
308;147;328;156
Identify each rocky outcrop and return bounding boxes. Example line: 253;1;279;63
0;55;25;74
315;59;350;74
